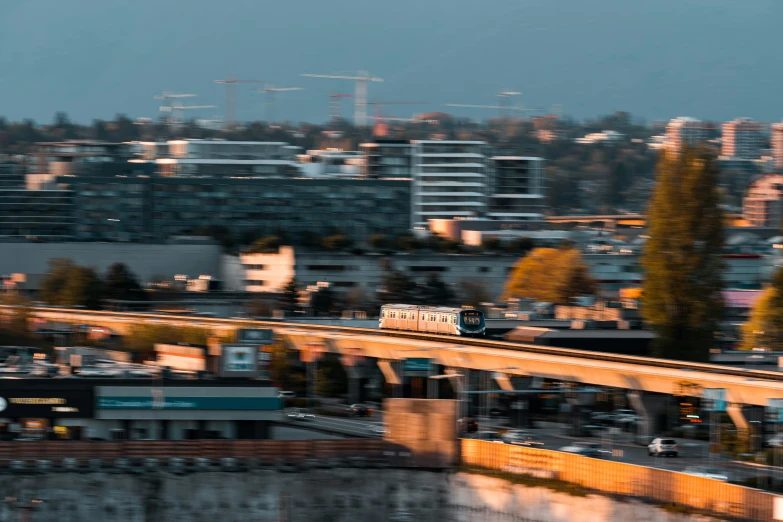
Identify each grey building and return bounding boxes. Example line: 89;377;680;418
0;189;75;239
58;176;411;243
488;156;545;221
360;139;412;178
0;162;24;188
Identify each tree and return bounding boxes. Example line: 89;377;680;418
481;237;502;252
40;259;103;309
503;248;596;304
278;278;299;313
642;147;724;361
322;234;353;251
367;234;390;250
741;269;783;351
418;272;455;305
379;270;414;303
506;237;534;255
245;235;281;254
459;280;492;308
103;263;146;302
311;286;336;315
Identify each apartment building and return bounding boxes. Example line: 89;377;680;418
665;117;710;155
773;123;783;170
488;156;545;221
722;118;763;159
743;173;783;227
141;140;302;178
410;140;490;228
360;139;412;178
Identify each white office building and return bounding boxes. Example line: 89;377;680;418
772;123;783;170
488;156;545;221
410;140;489;228
721;118;763;159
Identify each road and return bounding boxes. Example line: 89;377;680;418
283;411;384;438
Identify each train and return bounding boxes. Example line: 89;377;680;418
378;304;486;337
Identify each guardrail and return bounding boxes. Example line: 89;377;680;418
461;439;777;521
9;304;783;384
0;439;393;463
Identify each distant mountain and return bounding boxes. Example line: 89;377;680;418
0;0;781;124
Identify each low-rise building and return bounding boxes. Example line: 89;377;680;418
360;139;412;178
0;189;75;239
240;246;519;300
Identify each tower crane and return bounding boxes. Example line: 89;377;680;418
366;101;429;138
252;84;304;123
154;92;214;127
328;93;353;124
300;71;383;127
214;76;263;129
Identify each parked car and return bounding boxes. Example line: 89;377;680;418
458;417;478;433
500;430;530;444
286;408;314;421
648;438;678;457
683;466;731;482
278;391;296;399
472;431;504;443
559;442;602;458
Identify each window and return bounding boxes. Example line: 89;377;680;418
452;316;457;324
244;279;266;286
381;310;386;318
478;267;490;273
411;312;416;320
401;312;407;319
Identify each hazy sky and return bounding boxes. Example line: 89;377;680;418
0;0;781;124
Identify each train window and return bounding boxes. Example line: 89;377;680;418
411;312;416;320
401;312;407;319
452;316;457;324
431;314;436;321
381;310;386;318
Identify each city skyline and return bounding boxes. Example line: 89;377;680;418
1;0;782;124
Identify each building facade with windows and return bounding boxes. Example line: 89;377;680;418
57;176;411;243
488;156;545;221
360;139;412;178
665;117;711;155
240;247;518;300
743;173;783;228
772;123;783;170
410;140;490;228
0;189;75;239
722;118;763;159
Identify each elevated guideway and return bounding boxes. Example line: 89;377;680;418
6;306;783;407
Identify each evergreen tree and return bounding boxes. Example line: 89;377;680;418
642;147;724;361
379;270;414;303
103;262;146;302
418;272;455;305
278;278;299;313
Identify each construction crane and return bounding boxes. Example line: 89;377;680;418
497;90;522;118
214;76;263;129
300;71;383;127
154;92;214;127
252;84;304;123
328;93;353;123
444;102;545;119
365;102;429;138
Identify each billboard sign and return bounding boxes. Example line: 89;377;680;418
219;345;258;377
0;389;93;418
237;329;274;345
702;388;727;412
404;358;431;372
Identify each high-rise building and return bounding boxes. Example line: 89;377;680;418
772;123;783;170
743;173;783;227
360;139;412;178
0;189;74;239
721;118;763;159
488;157;546;221
410;140;489;228
665;117;710;155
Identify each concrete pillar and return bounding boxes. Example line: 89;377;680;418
727;403;750;442
627;391;669;437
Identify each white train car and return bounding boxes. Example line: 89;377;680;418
378;304;486;337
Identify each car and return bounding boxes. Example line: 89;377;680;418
559;442;602;457
648;438;678;457
350;404;370;417
286;408;314;421
768;434;783;448
367;424;386;436
503;432;544;448
278;391;296;399
472;431;504;443
458;417;478;433
500;429;529;444
683;466;731;482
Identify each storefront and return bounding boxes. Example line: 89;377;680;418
0;387;94;440
94;385;282;440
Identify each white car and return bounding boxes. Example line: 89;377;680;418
278;391;296;399
286;408;314;421
648;438;678;457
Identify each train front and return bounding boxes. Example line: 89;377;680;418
458;309;486;337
